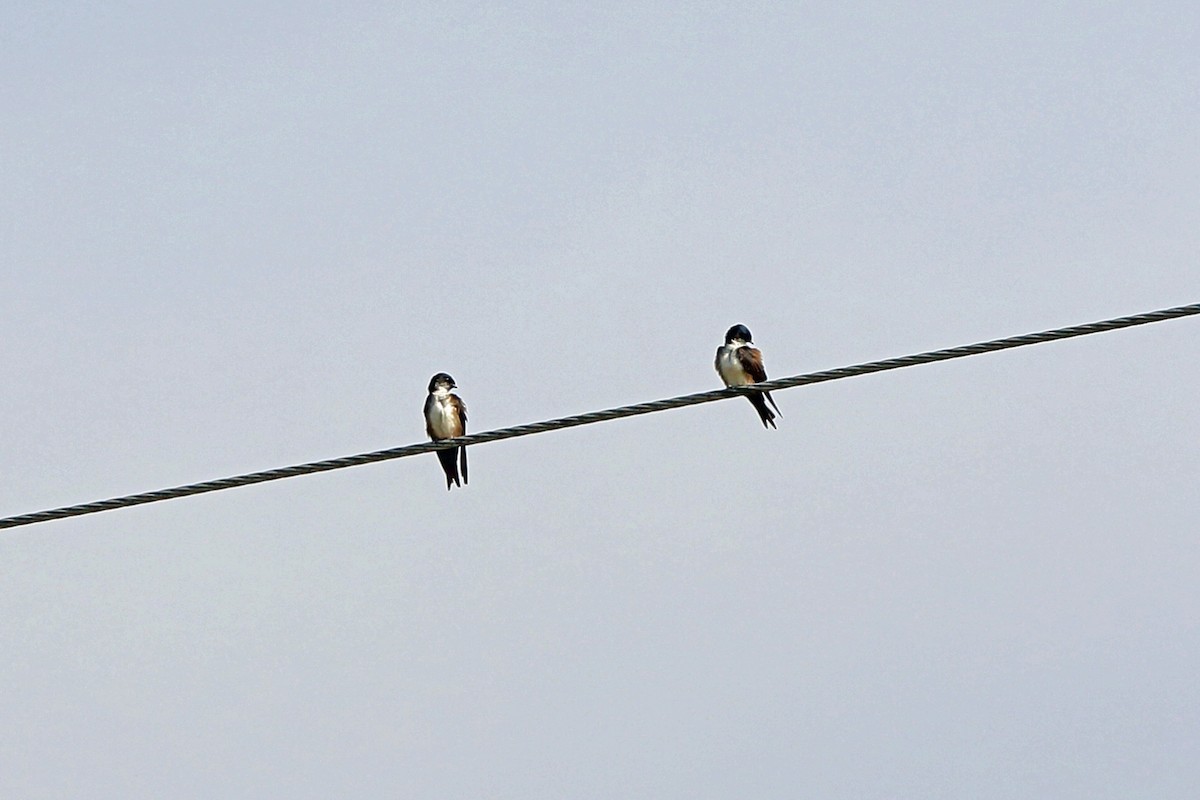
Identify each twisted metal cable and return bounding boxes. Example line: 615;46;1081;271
3;301;1198;531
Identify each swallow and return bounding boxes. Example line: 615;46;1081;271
715;324;782;429
424;372;468;490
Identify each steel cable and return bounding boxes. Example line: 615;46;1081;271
3;301;1197;531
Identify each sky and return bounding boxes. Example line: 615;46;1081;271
2;2;1199;797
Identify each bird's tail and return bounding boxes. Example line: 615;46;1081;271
437;447;461;489
747;392;778;429
763;390;782;419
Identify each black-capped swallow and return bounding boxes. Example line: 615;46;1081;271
715;324;782;429
424;372;468;490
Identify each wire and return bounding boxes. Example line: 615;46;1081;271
3;301;1198;531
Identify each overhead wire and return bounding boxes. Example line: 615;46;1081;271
2;301;1198;531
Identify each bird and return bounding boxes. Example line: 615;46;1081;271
714;324;782;429
424;372;468;490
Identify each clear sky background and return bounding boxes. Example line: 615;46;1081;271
3;3;1199;797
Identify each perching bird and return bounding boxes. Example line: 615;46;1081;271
714;324;782;429
424;372;468;490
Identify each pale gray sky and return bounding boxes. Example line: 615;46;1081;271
3;3;1199;798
